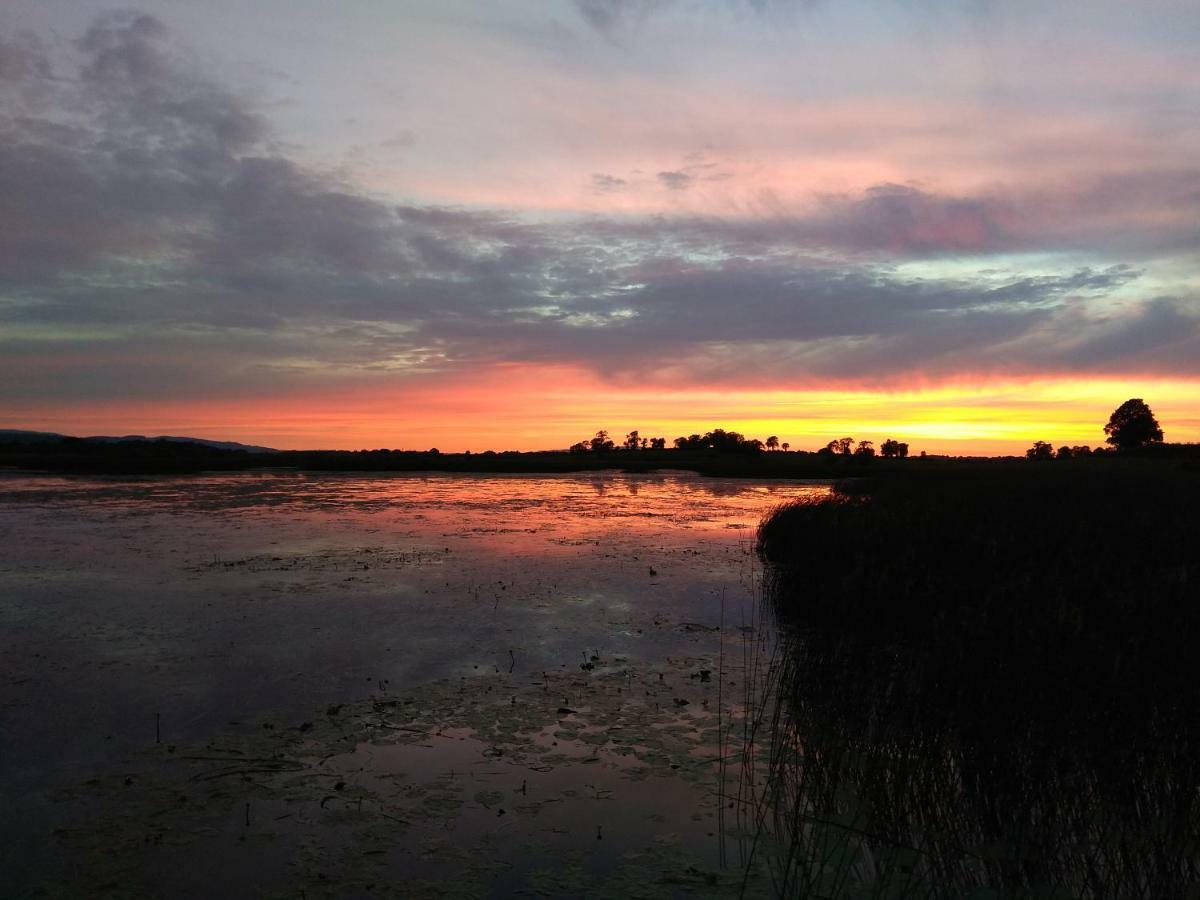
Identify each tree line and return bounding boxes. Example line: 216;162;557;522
1026;398;1165;460
570;398;1169;463
567;429;910;457
568;428;766;453
815;437;910;459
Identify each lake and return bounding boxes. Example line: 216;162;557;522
0;471;830;897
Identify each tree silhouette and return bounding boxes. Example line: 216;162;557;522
1104;398;1163;450
1026;441;1054;460
590;430;615;452
825;437;854;456
624;430;640;450
781;442;790;452
766;435;779;451
880;439;909;458
705;428;743;452
854;440;875;458
673;429;763;453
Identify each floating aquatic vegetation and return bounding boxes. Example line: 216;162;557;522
187;546;447;574
42;654;777;898
4;472;819;896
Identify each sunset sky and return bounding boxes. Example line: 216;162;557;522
2;1;1198;453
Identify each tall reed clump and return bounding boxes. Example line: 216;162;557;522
748;465;1200;899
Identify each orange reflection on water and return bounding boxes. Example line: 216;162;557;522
0;471;832;555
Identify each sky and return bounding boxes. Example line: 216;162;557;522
1;1;1198;453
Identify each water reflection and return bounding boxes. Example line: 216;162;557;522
0;471;829;546
0;471;832;896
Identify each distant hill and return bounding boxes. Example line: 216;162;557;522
0;430;277;454
0;429;64;443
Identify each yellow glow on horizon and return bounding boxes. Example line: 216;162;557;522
11;368;1199;457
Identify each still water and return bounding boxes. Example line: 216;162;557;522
0;471;829;896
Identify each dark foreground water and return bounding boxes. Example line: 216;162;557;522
0;471;829;898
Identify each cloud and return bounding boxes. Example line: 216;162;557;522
574;0;674;33
1059;297;1200;371
591;173;628;193
573;0;819;33
657;170;692;191
0;31;53;87
2;12;1198;411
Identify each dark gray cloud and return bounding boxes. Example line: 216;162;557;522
591;172;628;192
1059;297;1200;371
657;170;692;191
580;174;1200;259
2;12;1198;408
815;183;1013;255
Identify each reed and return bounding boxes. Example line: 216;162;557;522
747;465;1200;899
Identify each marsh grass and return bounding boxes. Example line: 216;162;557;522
748;465;1200;899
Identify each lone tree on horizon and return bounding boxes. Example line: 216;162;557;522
1104;398;1163;450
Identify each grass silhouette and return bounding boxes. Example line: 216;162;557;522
749;465;1200;898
